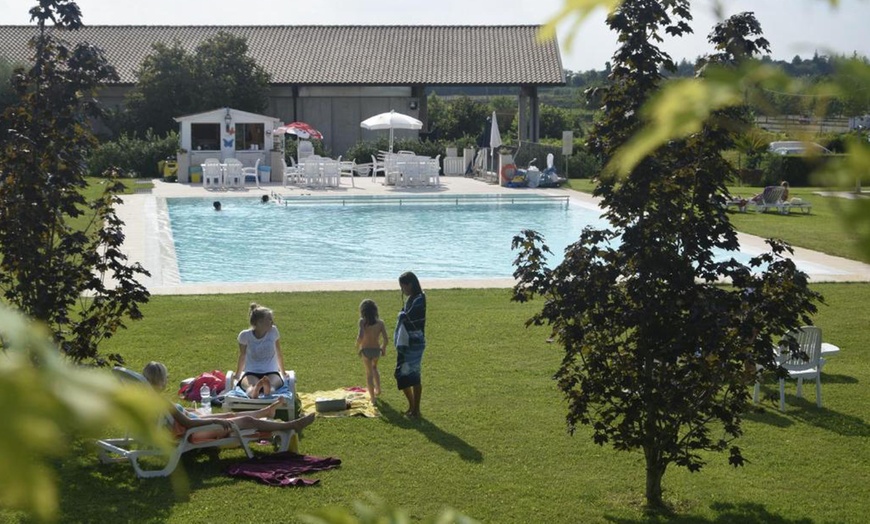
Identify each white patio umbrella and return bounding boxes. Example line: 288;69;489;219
489;111;503;182
360;110;423;152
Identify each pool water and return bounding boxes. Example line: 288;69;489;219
165;196;765;283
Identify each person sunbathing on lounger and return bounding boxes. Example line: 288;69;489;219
142;361;314;438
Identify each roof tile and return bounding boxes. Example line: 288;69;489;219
0;25;565;86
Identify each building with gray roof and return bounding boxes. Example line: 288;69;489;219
1;25;565;154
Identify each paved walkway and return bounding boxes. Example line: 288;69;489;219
116;176;870;295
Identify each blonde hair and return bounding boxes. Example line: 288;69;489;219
142;361;168;390
249;302;273;326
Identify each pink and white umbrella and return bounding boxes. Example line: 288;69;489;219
274;122;323;140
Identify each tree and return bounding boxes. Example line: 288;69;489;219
538;103;582;139
425;95;489;142
0;57;20;135
119;32;270;137
512;4;820;509
119;42;197;137
0;0;150;366
192;32;270;114
0;304;165;520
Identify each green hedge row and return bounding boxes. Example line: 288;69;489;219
758;152;845;186
88;131;179;178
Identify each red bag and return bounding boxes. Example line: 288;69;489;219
178;370;227;401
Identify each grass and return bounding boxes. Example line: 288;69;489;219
1;177;866;522
564;178;869;262
2;285;868;523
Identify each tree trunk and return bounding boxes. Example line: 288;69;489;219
644;447;665;509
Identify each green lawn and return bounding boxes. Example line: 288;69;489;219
2;285;868;523
2;178;867;522
564;179;869;262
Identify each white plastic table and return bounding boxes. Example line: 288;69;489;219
821;342;840;357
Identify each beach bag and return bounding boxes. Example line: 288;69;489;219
394;318;410;348
178;370;227;401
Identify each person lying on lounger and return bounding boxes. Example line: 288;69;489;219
142;361;314;439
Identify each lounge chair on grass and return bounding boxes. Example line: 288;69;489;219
787;197;813;214
747;186;790;214
96;367;297;478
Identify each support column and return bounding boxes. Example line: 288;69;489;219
518;86;529;141
413;84;428;138
292;85;299;122
518;85;540;142
529;86;540;142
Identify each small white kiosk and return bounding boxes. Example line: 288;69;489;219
174;107;283;183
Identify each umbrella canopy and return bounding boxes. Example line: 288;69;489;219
489;111;503;150
489;111;503;183
274;122;323;140
360;110;422;152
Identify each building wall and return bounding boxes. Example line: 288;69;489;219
97;84;420;156
272;86;418;156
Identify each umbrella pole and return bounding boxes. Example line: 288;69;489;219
389;128;394;153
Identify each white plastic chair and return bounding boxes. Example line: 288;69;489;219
202;160;222;189
223;159;244;189
303;160;322;187
297;140;315;161
384;155;400;186
754;326;825;411
321;160;340;188
241;158;260;188
426;155;441;186
338;156;356;187
281;158;300;187
400;158;420;186
370;155;383;183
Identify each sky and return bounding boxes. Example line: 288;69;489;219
2;0;869;71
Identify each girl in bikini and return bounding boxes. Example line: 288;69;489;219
356;299;389;403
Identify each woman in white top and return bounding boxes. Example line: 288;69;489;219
236;303;287;398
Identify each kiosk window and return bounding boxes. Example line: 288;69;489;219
236;123;265;150
191;123;220;151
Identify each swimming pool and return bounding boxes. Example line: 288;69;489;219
163;195;810;284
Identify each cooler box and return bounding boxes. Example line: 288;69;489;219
188;165;203;183
315;397;347;413
258;165;271;183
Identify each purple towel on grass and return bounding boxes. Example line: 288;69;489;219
227;452;341;486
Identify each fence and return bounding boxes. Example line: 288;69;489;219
755;115;851;135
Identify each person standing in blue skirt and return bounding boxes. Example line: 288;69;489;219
394;271;426;418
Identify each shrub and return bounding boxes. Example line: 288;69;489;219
759;152;842;186
342;138;389;165
737;168;764;185
566;148;602;179
343;138;454;166
88;130;179;177
283;138;329;163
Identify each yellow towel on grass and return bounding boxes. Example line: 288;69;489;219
298;388;380;418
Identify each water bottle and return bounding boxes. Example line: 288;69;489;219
199;384;212;415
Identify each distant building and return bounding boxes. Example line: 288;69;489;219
1;25;565;154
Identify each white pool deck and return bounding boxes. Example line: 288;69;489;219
117;176;870;295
